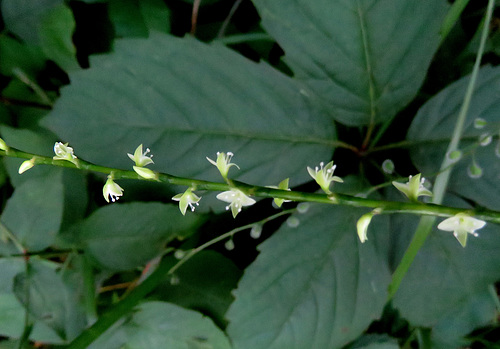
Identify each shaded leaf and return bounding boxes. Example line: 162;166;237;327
154;251;241;327
391;212;500;331
41;33;336;187
14;259;87;341
89;301;231;349
39;4;79;71
252;0;448;126
1;0;64;44
62;202;203;270
0;171;64;251
408;65;500;210
226;204;391;349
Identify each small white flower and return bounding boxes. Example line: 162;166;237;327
19;157;36;174
128;144;154;167
172;188;201;215
206;152;239;180
216;188;255;218
103;175;124;203
437;213;486;247
53;142;79;166
392;173;432;202
307;161;343;194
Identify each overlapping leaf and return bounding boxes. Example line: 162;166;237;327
226;204;391;349
60;202;202;270
251;0;448;126
408;65;500;209
41;33;336;187
89;301;231;349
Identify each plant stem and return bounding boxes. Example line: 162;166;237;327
2;148;500;223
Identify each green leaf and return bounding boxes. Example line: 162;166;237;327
62;202;203;270
408;65;500;210
431;288;497;349
0;171;64;251
0;258;70;344
0;35;46;77
251;0;449;126
39;4;79;71
13;259;87;341
108;0;149;38
41;33;336;187
154;251;241;327
139;0;171;33
391;213;500;332
89;301;231;349
226;204;391;349
1;0;64;44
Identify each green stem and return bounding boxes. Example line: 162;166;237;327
387;0;495;299
66;209;294;348
2;148;500;223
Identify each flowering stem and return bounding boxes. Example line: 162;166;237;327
387;0;495;299
1;148;500;224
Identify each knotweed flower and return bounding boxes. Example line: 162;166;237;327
267;178;291;208
19;157;36;174
103;175;124;203
307;161;343;194
53;142;79;167
216;188;255;218
172;188;201;215
206;152;239;180
437;213;486;247
392;173;432;202
128;144;154;167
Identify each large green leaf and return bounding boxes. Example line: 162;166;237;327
251;0;448;126
89;301;231;349
41;33;336;187
61;202;202;270
226;204;391;349
408;65;500;210
391;212;500;335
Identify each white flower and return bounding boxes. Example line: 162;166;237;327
392;173;432;202
128;144;154;167
53;142;79;166
437;213;486;247
307;161;343;194
206;152;239;180
172;188;201;215
103;175;124;203
216;188;255;218
19;158;36;174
